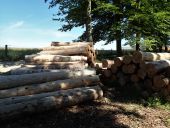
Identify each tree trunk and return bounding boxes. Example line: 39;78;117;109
86;0;93;43
0;75;100;99
0;69;96;90
0;86;103;119
25;54;87;62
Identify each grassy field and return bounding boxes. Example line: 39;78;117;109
0;48;41;61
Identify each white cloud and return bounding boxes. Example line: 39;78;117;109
8;21;24;29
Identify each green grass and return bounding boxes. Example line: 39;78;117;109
0;48;41;61
147;97;170;110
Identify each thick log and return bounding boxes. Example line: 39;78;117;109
10;68;52;75
0;75;100;99
133;51;170;61
95;63;102;69
137;69;146;80
110;64;118;74
130;74;139;82
113;57;123;67
122;64;136;74
27;61;88;70
25;54;87;62
153;75;170;89
102;60;114;68
51;41;93;47
122;55;133;65
103;69;112;78
143;78;153;90
43;44;91;51
146;60;170;78
0;86;103;119
0;69;96;90
39;46;91;56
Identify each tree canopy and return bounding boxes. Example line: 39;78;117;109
45;0;170;53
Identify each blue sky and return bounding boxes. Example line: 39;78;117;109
0;0;129;49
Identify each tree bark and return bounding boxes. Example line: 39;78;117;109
0;75;100;99
38;46;91;56
25;54;87;62
0;86;103;119
0;69;96;90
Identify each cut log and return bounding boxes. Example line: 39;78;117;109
27;61;88;70
0;75;100;99
10;68;51;75
25;54;87;62
103;69;112;78
102;60;114;68
110;64;118;74
122;64;136;74
113;57;123;67
122;55;133;65
146;60;170;78
130;74;139;82
143;78;153;90
38;46;91;56
43;44;91;51
137;69;146;80
133;51;170;61
0;86;103;119
132;51;143;63
95;63;102;69
0;69;96;90
153;75;170;89
50;41;93;47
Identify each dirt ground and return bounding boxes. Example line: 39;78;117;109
0;62;170;128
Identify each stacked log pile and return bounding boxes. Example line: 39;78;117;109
99;51;170;99
0;69;103;119
0;42;103;119
24;42;96;70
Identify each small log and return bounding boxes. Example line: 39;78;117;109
153;75;170;89
103;69;112;78
113;57;123;67
143;78;153;90
0;86;103;119
51;41;93;47
95;63;103;69
0;75;100;99
39;46;91;56
122;64;136;74
102;60;114;68
122;55;133;65
130;74;139;82
10;68;51;75
27;61;87;70
25;54;87;62
146;60;170;78
0;69;96;90
133;51;170;61
110;64;118;74
43;44;91;51
137;69;146;80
